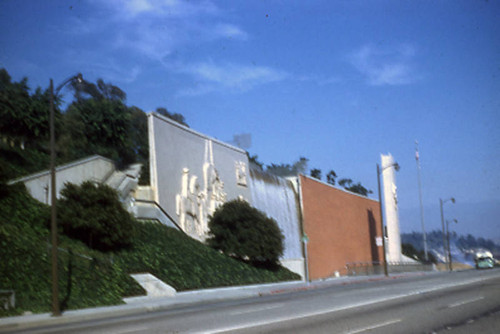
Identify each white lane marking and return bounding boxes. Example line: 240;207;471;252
111;326;149;334
448;296;484;308
229;303;284;315
195;275;495;334
345;319;402;334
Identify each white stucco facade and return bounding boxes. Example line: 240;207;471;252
148;113;251;241
381;153;402;263
8;155;115;204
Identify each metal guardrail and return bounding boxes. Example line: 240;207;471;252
345;261;435;276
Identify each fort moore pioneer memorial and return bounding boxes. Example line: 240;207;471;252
12;112;418;282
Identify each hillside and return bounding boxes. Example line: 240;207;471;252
402;231;500;265
0;184;299;317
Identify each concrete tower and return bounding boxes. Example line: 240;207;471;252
381;153;402;263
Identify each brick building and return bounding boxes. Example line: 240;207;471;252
299;175;384;279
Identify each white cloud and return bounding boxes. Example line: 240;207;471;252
213;23;248;40
74;1;280;94
297;74;341;86
82;0;246;61
175;61;288;96
92;0;218;19
349;44;420;86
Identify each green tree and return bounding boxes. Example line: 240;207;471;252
338;178;372;196
71;78;126;103
310;168;322;180
58;181;136;252
61;85;134;167
266;157;309;177
207;200;284;267
129;106;150;184
0;69;55;148
247;153;264;170
0;69;30;146
326;170;337;185
155;107;189;127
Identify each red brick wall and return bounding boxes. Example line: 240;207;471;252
300;175;383;279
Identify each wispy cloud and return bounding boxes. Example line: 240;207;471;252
90;0;219;19
297;74;341;86
174;61;288;96
348;44;421;86
68;1;282;94
213;23;248;40
82;0;243;61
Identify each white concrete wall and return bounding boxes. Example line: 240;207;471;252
280;259;305;279
148;113;251;241
9;155;115;204
381;153;402;263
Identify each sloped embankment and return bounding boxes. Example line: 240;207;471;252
0;184;299;317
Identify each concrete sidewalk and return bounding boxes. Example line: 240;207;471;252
0;272;431;332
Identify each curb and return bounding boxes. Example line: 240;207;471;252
0;271;433;332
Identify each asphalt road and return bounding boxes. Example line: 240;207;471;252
8;269;500;334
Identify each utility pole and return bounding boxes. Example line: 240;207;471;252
415;141;428;261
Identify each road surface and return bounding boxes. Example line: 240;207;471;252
6;269;500;333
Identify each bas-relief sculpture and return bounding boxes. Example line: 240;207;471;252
235;161;247;187
175;139;247;241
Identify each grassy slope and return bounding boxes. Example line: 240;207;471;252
0;184;143;316
117;221;300;291
0;184;299;317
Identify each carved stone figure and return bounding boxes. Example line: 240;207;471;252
235;161;247;186
176;140;227;240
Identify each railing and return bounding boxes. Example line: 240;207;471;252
345;261;435;276
134;199;185;233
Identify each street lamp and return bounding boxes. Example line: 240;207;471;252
446;219;458;272
377;161;400;276
415;141;428;261
439;197;455;272
49;73;83;316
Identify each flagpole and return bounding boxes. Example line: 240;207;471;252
415;141;428;261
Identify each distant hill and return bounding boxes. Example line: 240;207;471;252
402;231;500;265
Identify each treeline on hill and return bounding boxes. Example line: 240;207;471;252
248;155;372;196
1;67;371;197
402;231;500;257
0;68;186;184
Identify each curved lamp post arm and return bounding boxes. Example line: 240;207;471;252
54;73;83;97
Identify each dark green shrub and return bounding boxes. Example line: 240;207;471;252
207;199;284;267
58;181;135;252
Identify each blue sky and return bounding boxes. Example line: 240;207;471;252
1;0;499;240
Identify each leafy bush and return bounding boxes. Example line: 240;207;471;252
58;181;136;252
207;199;284;267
